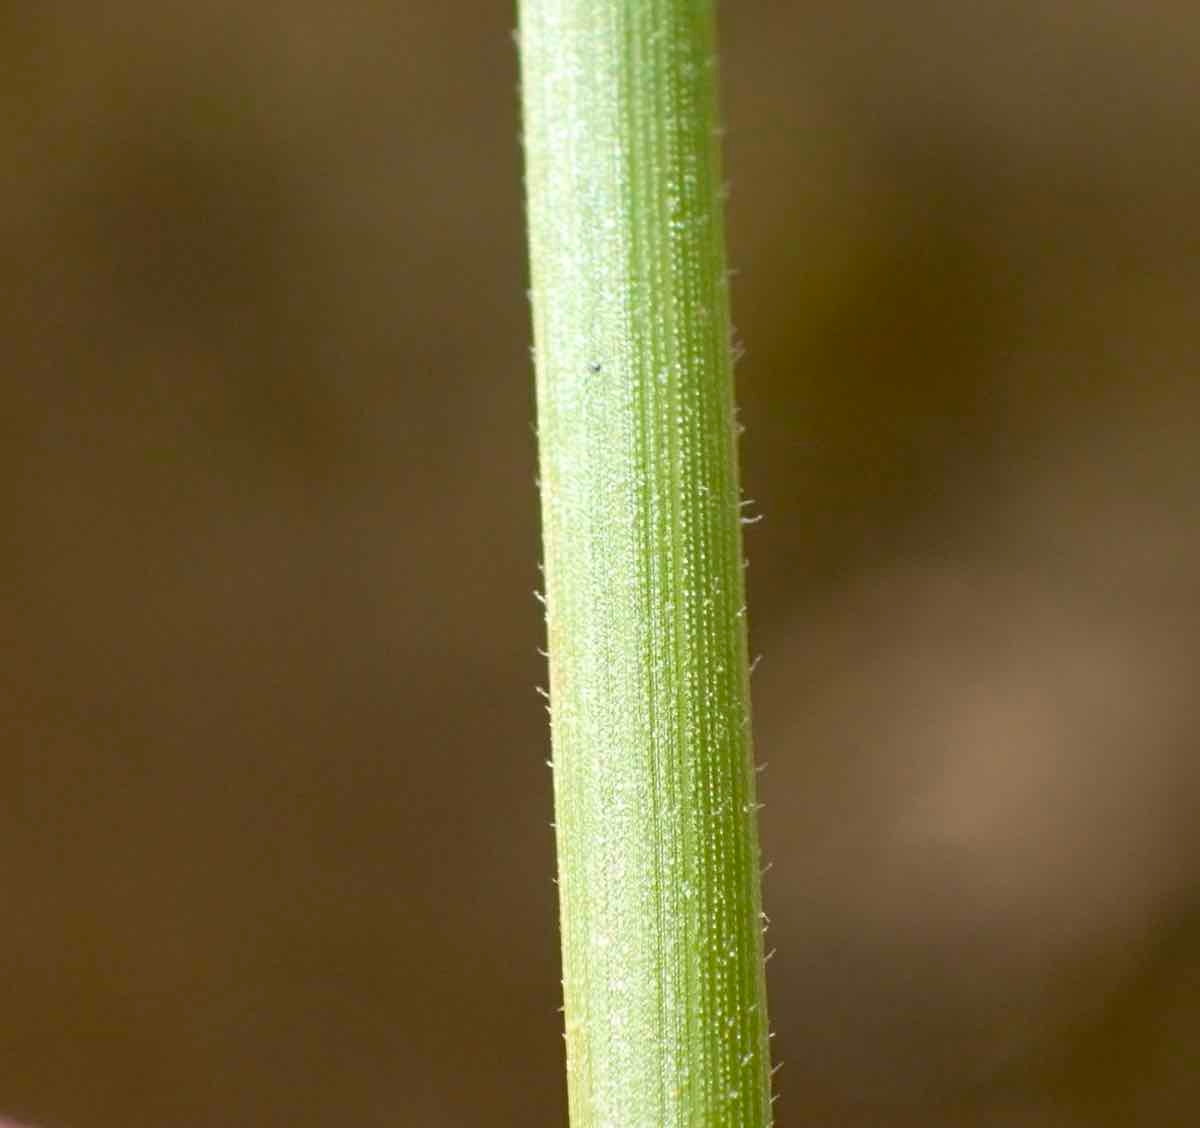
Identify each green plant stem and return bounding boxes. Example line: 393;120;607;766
520;2;772;1124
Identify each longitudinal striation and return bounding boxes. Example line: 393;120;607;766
520;1;773;1124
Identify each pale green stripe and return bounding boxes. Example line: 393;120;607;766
519;2;772;1123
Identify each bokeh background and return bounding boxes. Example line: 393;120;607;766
3;2;1198;1125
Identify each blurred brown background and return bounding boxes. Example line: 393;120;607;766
3;2;1198;1125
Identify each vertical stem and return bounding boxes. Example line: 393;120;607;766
519;2;772;1125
